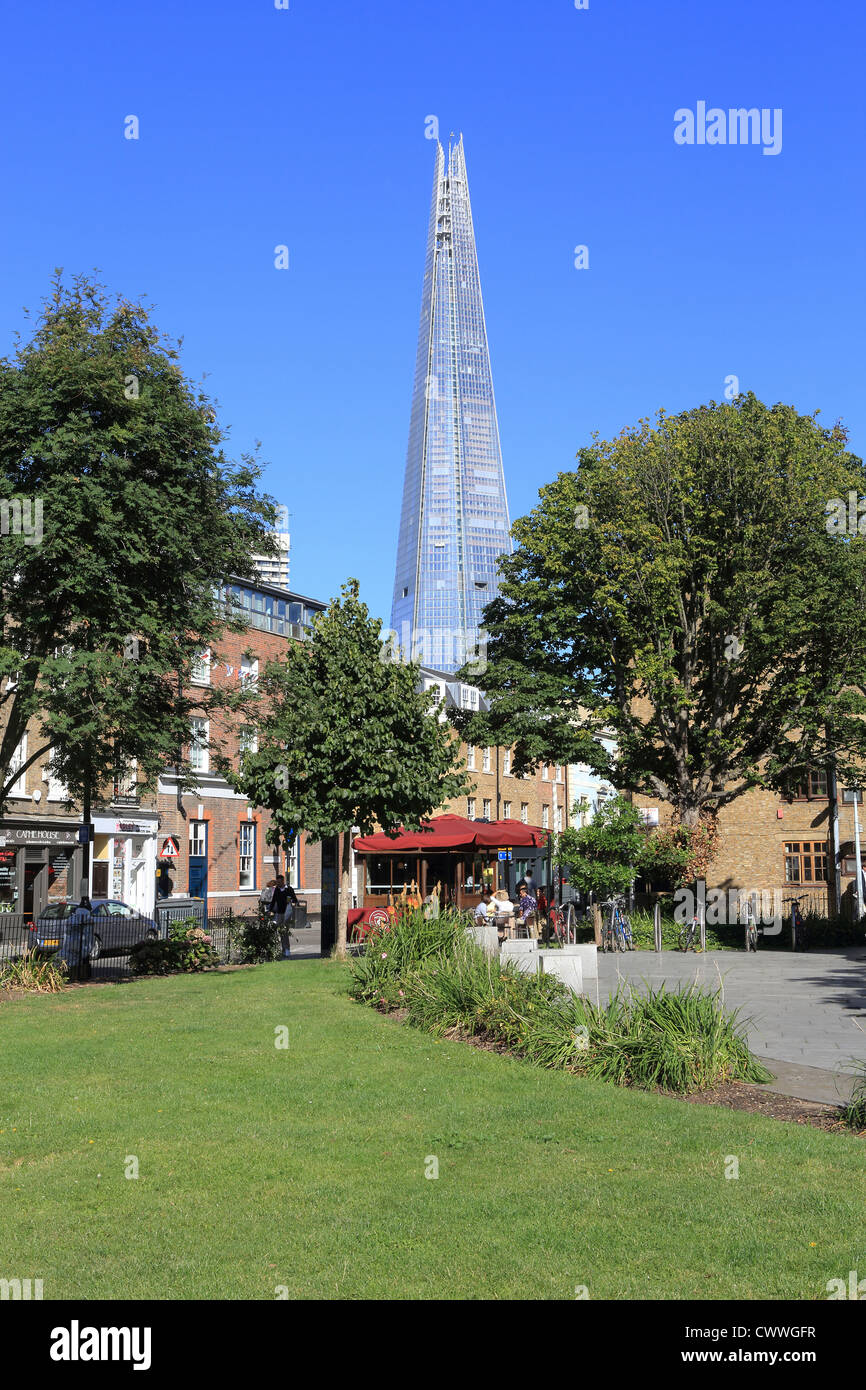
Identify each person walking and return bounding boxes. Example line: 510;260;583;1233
61;898;95;983
259;878;276;920
271;874;299;958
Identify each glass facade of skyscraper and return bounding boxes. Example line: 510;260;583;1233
391;137;511;673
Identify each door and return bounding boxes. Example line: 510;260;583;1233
188;821;208;905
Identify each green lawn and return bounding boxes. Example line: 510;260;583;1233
2;961;863;1300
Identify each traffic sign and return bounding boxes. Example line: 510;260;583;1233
497;849;512;862
160;836;180;858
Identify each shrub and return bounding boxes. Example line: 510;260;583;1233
227;914;282;964
0;949;66;994
130;918;219;975
349;912;773;1094
347;907;468;1009
840;1062;866;1131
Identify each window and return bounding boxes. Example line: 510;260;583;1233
460;685;479;710
240;655;259;687
467;798;476;820
556;765;564;783
9;736;27;796
784;841;828;885
189;718;209;773
239;822;256;889
482;747;491;773
503;750;511;776
466;745;476;771
46;759;68;802
189;821;207;858
790;770;828;800
542;805;550;829
482;798;491;820
555;805;563;833
503;801;512;819
520;803;529;824
542;764;549;781
190;649;211;685
239;725;258;759
113;758;138;801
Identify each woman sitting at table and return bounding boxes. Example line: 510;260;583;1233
494;888;515;943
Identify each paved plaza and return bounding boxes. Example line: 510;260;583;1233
594;947;866;1103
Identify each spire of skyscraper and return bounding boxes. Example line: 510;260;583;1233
390;135;511;674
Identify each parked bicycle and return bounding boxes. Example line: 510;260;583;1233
678;905;704;952
601;897;634;952
743;895;759;953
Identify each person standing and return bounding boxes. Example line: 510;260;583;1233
271;874;299;958
61;898;95;983
259;878;276;920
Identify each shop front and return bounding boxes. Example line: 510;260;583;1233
92;814;159;915
0;822;82;923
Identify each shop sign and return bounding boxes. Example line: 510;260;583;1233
0;825;79;847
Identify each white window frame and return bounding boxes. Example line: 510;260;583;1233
240;655;259;688
503;750;511;776
9;735;28;796
189;718;210;774
467;797;476;821
239;822;256;890
466;744;476;771
239;725;259;758
520;803;529;825
191;649;211;686
482;747;491;773
542;805;550;830
189;820;207;857
482;798;491;820
555;806;563;833
503;801;512;819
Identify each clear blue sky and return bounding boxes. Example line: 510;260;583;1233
2;0;863;623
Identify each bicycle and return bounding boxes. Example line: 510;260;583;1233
549;901;580;945
678;907;704;952
602;897;634;952
785;896;805;952
743;897;759;953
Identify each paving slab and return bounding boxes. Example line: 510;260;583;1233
593;947;866;1103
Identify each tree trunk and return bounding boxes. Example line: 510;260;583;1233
335;830;351;960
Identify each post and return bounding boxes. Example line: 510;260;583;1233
79;769;92;904
854;790;864;923
826;748;841;917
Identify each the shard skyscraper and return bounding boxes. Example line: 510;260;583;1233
390;136;511;674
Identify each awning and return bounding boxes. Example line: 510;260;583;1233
353;814;547;854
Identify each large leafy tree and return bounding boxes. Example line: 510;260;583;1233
457;394;866;828
556;796;647;900
230;579;470;956
0;272;274;827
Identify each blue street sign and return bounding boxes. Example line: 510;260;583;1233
497;850;512;862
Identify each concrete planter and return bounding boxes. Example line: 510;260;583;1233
467;923;500;957
501;938;539;975
557;942;597;983
538;949;584;995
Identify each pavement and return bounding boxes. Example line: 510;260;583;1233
593;947;866;1105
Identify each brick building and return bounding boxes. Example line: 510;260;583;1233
0;579;329;923
155;579;327;919
632;771;866;915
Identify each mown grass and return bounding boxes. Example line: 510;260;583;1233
1;961;863;1300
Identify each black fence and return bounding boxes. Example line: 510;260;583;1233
0;900;311;981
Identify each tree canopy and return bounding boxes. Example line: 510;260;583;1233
0;272;275;812
457;394;866;826
230;579;470;953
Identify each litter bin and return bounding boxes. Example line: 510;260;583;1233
155;897;205;935
293;899;308;930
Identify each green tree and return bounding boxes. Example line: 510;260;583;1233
230;579;470;956
556;796;646;899
459;395;866;829
0;273;274;842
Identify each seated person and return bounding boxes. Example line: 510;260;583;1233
474;890;494;925
517;883;539;939
494;887;515;941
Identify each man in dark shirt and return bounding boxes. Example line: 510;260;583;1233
271;875;299;958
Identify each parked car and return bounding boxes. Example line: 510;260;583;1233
31;900;162;961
